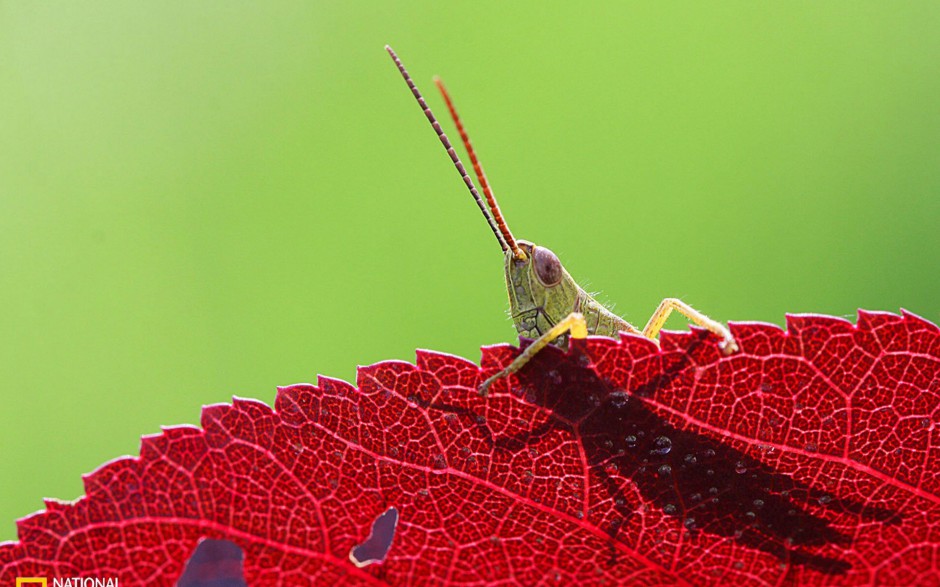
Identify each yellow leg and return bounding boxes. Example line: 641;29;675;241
479;312;588;397
642;298;738;353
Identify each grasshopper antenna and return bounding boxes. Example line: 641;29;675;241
434;77;525;260
385;45;510;254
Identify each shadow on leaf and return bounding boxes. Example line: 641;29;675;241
480;338;899;576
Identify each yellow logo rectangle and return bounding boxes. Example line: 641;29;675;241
16;579;47;587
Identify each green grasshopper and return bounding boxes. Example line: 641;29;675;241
386;46;738;396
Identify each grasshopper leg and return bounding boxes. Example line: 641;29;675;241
479;312;588;397
642;298;738;354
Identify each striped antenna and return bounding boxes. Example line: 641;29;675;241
385;45;509;253
434;77;525;260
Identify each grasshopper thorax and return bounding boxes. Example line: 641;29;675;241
505;241;582;339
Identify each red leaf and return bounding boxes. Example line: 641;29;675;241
2;310;938;585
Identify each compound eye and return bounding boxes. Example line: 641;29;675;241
533;246;563;287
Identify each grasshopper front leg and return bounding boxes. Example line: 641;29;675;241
479;312;588;397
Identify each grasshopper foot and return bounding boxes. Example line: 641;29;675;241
478;369;508;397
719;334;739;355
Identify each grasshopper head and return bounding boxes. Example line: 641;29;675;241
504;241;581;338
385;48;580;338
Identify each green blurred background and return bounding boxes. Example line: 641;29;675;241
1;2;937;540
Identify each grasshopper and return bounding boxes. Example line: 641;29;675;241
386;46;738;396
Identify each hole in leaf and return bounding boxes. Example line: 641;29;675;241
350;506;399;568
176;538;247;587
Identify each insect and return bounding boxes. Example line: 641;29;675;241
386;46;738;396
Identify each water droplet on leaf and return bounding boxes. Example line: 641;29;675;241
650;436;672;456
609;391;629;408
